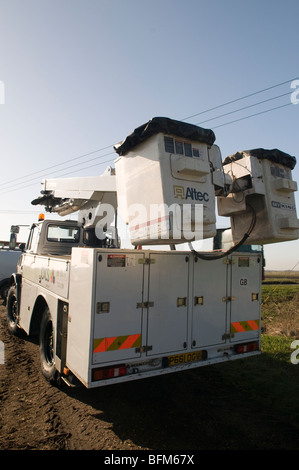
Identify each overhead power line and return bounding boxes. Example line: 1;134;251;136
182;76;299;121
46;156;115;179
0;155;115;196
194;91;292;126
0;151;114;194
0;76;297;194
0;144;113;189
290;259;299;271
211;102;293;129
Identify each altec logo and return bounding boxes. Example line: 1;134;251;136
173;185;209;202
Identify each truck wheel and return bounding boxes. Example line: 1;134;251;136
0;281;9;301
6;285;20;335
39;307;58;384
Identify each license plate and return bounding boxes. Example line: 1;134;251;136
168;350;203;366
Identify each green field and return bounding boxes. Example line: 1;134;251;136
262;273;299;337
263;270;299;284
206;273;299;448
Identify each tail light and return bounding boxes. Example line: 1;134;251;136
235;341;259;354
92;365;127;382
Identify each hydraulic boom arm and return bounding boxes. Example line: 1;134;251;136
31;166;117;229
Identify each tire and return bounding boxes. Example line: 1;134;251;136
0;281;9;301
6;285;20;335
39;307;58;384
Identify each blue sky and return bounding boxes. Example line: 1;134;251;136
0;0;298;270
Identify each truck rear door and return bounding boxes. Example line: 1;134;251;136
191;256;227;348
145;252;189;356
92;251;145;365
229;253;261;343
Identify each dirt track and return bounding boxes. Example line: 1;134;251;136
1;302;299;451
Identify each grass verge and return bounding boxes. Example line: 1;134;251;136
215;282;299;445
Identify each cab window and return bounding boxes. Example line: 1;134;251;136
26;224;41;252
47;225;80;243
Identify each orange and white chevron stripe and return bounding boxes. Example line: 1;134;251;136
94;334;141;353
231;319;260;334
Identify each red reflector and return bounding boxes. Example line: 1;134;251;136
92;365;127;381
235;341;259;354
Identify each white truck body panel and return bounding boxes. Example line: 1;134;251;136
18;245;262;388
21;254;70;298
19;254;70;333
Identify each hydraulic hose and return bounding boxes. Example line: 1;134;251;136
189;205;257;261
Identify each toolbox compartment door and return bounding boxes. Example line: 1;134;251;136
229;254;261;343
92;252;145;364
146;253;189;356
192;257;227;347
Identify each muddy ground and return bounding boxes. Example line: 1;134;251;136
0;303;298;452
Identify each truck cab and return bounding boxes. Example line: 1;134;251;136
7;219;83;338
25;219;82;257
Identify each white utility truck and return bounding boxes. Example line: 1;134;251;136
7;117;299;388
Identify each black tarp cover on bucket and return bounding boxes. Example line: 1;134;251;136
114;117;216;156
223;148;296;170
